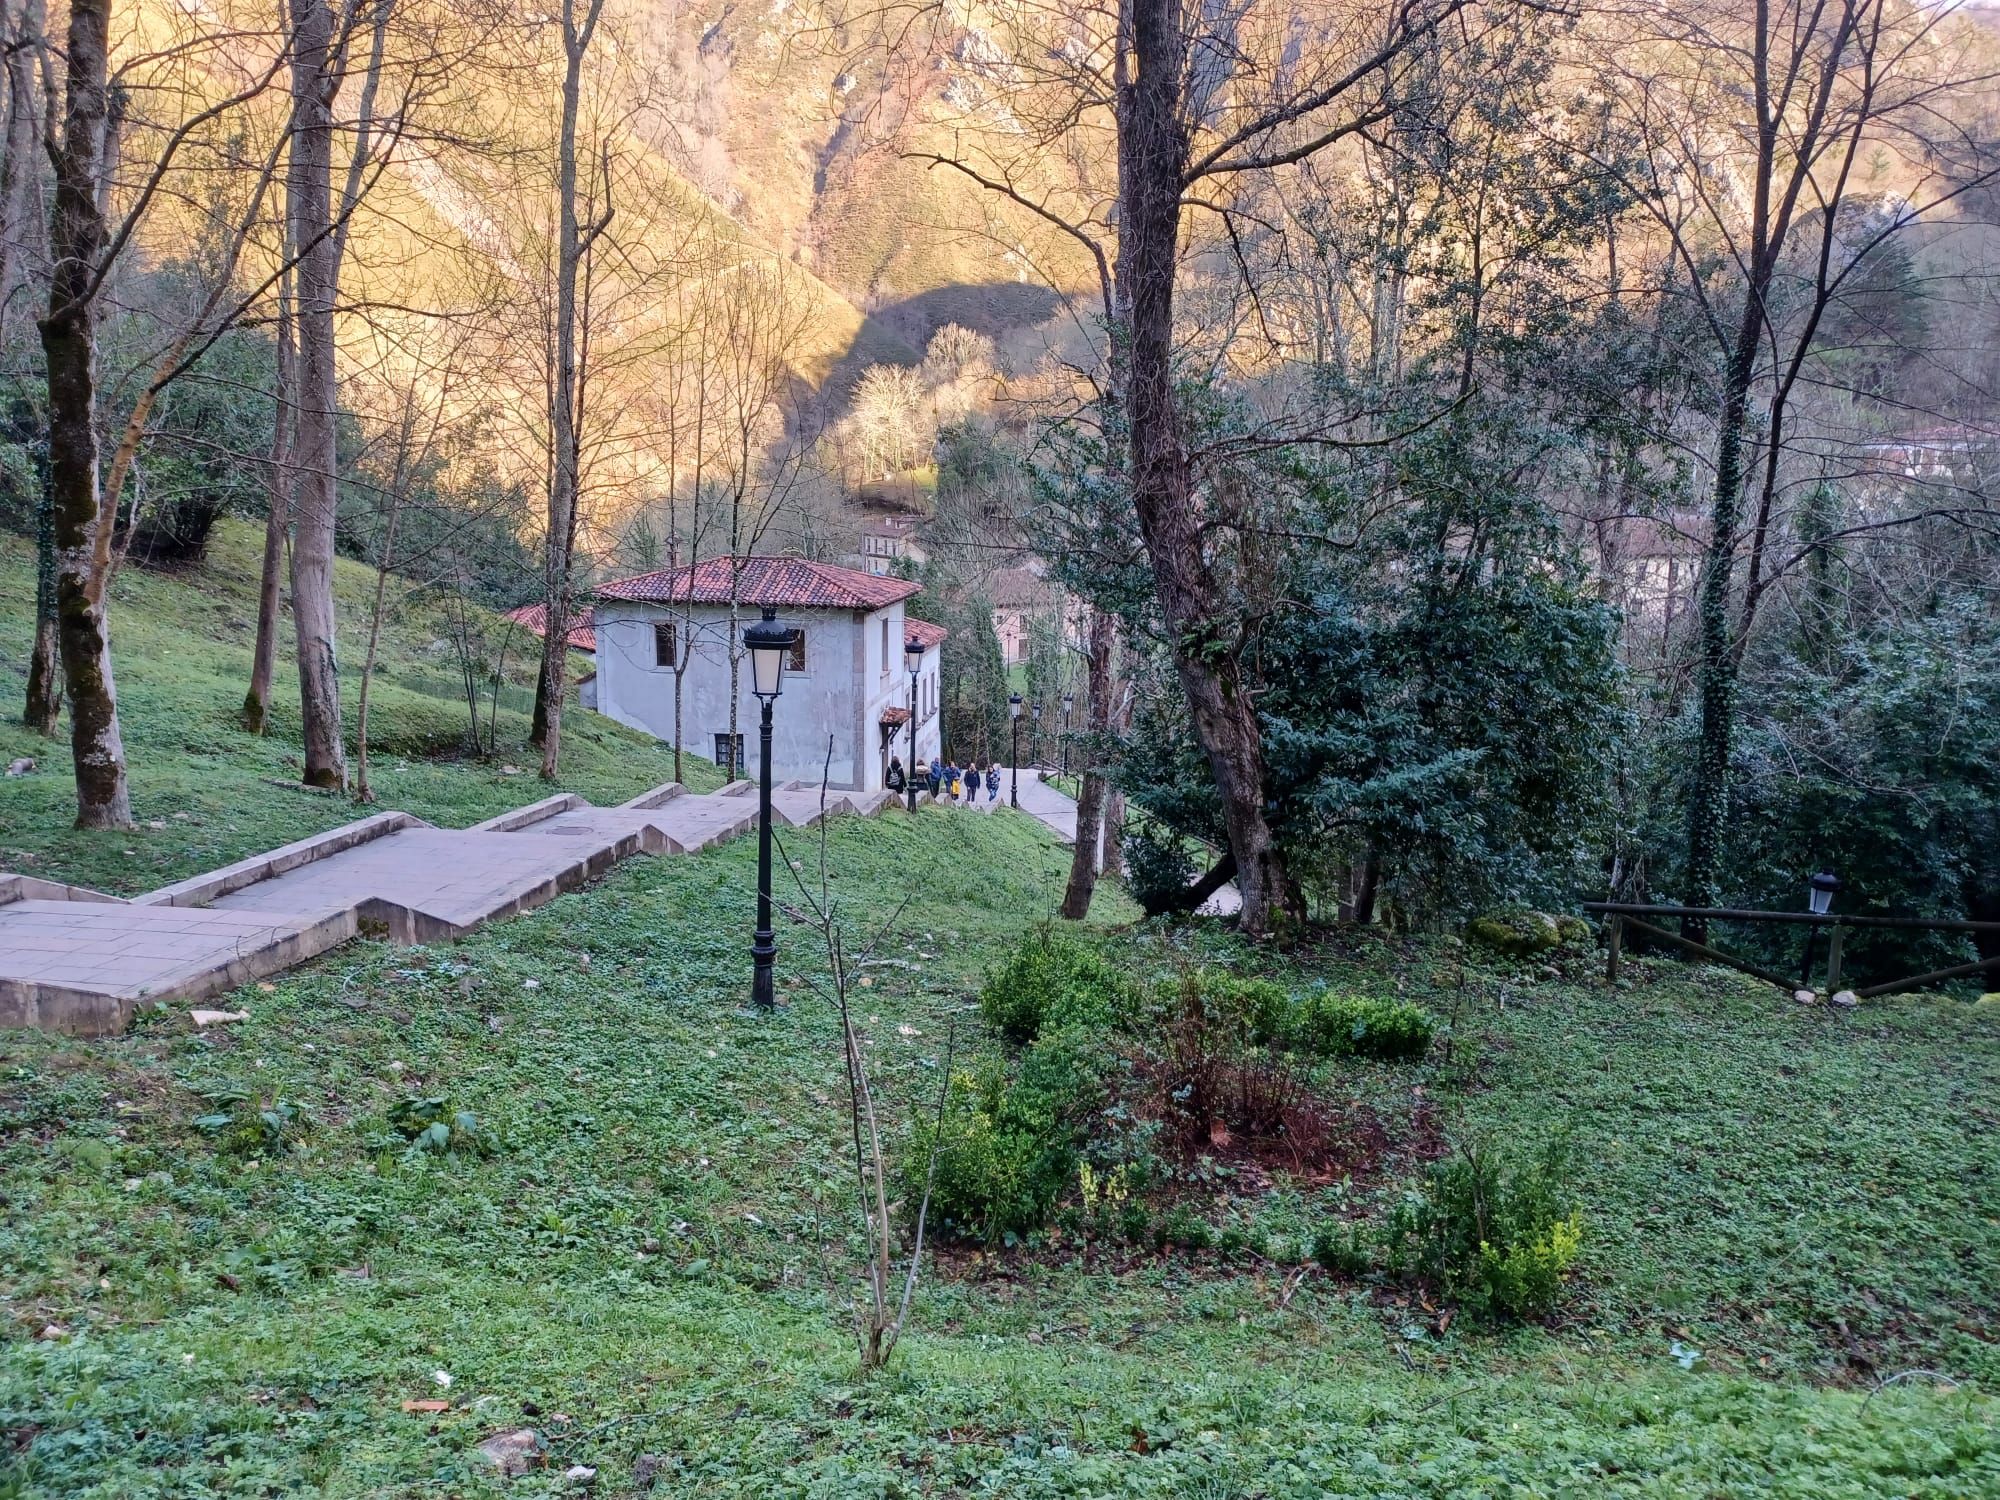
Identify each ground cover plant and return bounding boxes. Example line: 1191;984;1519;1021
2;792;1997;1494
0;521;713;895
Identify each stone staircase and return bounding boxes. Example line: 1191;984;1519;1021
0;778;893;1036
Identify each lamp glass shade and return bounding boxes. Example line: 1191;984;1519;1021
1009;692;1023;720
904;637;925;674
1063;694;1073;715
1807;870;1840;916
1032;701;1042;721
744;606;792;698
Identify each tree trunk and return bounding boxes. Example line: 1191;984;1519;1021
353;487;403;804
10;2;57;733
244;281;293;732
0;0;42;326
1350;849;1381;926
38;0;130;828
1101;786;1125;876
534;0;602;781
1683;309;1762;944
1059;604;1114;920
287;0;345;789
23;443;61;732
1120;0;1292;937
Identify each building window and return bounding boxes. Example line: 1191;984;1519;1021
881;618;890;671
713;733;744;771
653;620;677;667
788;630;807;673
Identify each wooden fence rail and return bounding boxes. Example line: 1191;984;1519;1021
1580;902;2000;1000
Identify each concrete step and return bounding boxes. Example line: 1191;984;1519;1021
0;900;355;1036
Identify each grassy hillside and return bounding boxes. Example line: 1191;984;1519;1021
1;778;1996;1491
0;518;718;895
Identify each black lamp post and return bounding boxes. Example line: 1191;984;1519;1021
1031;699;1042;768
1061;692;1073;776
744;605;794;1009
1008;692;1023;807
1800;869;1841;985
903;633;925;814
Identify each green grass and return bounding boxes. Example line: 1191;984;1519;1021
0;520;720;894
1;792;1996;1493
2;528;1997;1494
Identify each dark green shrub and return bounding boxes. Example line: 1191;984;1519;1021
909;1026;1108;1242
1311;1221;1372;1276
1158;1204;1214;1251
1121;827;1200;915
979;929;1131;1043
1381;1138;1583;1320
1286;991;1435;1062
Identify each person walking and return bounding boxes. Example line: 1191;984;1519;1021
985;762;1000;803
928;756;943;797
886;756;906;797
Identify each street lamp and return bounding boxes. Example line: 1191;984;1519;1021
1031;699;1042;768
1800;869;1841;985
1009;692;1023;807
903;633;925;814
1061;692;1073;776
744;605;795;1009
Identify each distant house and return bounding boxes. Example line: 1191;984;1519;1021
503;601;596;653
504;602;600;709
849;514;928;576
988;564;1084;666
592;556;946;791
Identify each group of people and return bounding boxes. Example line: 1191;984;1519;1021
884;755;1002;805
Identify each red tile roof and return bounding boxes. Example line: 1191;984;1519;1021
879;706;912;726
504;602;595;652
599;556;920;611
905;619;947;650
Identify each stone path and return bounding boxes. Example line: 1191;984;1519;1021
998;768;1241;917
0;777;889;1035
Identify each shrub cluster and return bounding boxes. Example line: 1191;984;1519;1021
1379;1138;1583;1319
910;1026;1107;1242
1190;972;1435;1062
924;939;1457;1257
1280;990;1435;1061
978;929;1131;1042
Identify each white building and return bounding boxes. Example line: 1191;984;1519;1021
592;556;946;793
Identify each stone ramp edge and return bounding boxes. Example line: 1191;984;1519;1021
135;811;430;909
4;777;900;1034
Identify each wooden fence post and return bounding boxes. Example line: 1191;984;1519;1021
1605;914;1623;985
1825;925;1844;994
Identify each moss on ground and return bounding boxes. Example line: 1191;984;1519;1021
0;796;1995;1494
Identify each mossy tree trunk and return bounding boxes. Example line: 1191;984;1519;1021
38;0;131;827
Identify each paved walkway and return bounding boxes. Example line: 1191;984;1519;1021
995;768;1241;916
0;777;888;1035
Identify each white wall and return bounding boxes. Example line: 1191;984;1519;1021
593;600;940;791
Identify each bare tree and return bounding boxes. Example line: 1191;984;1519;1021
527;0;608;781
1599;0;2000;929
242;263;293;734
288;0;403;790
353;319;475;801
782;747;951;1374
903;0;1463;934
